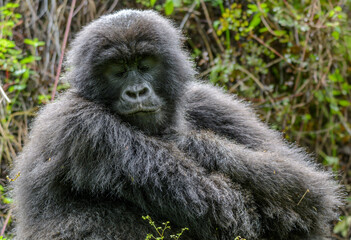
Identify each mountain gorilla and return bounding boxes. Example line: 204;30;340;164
12;10;342;240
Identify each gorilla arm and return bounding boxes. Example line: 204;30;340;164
178;132;342;238
184;82;284;150
15;91;258;239
182;83;343;238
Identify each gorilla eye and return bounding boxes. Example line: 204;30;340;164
138;65;150;72
104;63;127;80
138;56;158;72
112;64;127;77
115;70;127;77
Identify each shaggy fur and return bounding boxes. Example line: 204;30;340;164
12;10;342;240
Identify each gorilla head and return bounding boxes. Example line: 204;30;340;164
66;10;195;135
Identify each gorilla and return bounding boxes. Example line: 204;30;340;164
12;9;342;240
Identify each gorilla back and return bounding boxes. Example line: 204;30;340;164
12;10;342;240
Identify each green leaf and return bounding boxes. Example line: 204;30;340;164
173;0;181;7
334;216;351;237
13;69;26;76
325;156;339;165
213;20;220;30
247;4;258;12
332;31;339;40
332;90;341;96
13;84;26;91
328;69;343;82
338;100;350;107
150;0;157;7
248;13;261;30
2;9;12;16
259;27;268;33
8;86;14;93
329;10;335;17
24;38;45;47
0;39;15;48
260;3;268;9
330;103;340;114
273;30;286;37
164;0;174;15
341;82;351;91
334;6;342;12
3;197;12;204
23;69;30;79
6;3;19;8
302;114;311;122
20;55;36;64
326;22;339;27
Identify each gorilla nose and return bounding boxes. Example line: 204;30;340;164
122;84;152;103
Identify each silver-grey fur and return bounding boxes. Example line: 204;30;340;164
12;9;343;240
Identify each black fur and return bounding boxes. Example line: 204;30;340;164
12;10;343;240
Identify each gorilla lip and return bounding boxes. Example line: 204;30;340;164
123;107;160;115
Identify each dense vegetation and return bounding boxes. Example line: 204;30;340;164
0;0;350;239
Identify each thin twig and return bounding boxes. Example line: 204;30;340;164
194;16;214;64
73;0;87;17
235;65;266;91
250;33;295;69
199;0;225;52
316;50;333;90
180;1;197;30
0;209;12;236
297;189;310;206
294;0;317;91
107;0;119;14
0;85;11;103
51;0;77;101
257;1;278;37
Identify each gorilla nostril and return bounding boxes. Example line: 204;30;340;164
139;88;149;96
126;91;137;99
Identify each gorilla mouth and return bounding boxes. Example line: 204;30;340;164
123;107;160;115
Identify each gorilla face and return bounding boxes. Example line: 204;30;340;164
102;55;166;134
66;10;196;135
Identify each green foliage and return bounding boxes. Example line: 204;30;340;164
164;0;174;15
142;215;189;240
0;3;44;110
0;3;44;166
214;3;250;43
0;184;12;240
0;184;12;205
334;216;351;237
209;0;351;164
140;0;196;15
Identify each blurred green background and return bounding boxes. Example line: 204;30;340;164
0;0;350;239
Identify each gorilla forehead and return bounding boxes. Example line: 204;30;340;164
68;10;183;63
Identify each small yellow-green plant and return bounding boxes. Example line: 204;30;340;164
142;215;188;240
234;236;246;240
